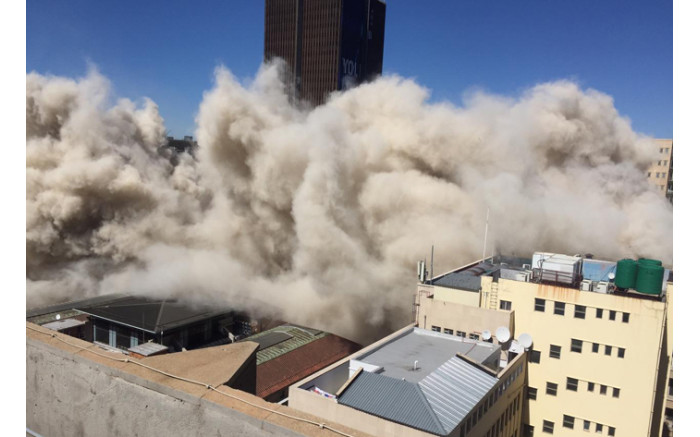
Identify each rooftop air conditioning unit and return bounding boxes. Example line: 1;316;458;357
594;281;610;294
580;280;593;292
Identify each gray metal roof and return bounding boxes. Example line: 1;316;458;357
338;371;445;435
41;318;86;331
128;342;169;357
432;271;483;291
419;357;498;433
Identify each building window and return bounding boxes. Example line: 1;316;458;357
571;339;583;353
543;420;554;434
659;148;663;153
535;298;545;312
622;312;630;323
618;348;625;358
592;343;600;353
530;350;541;363
613;388;620;398
527;386;537;400
600;385;608;395
596;423;603;433
647;172;651;177
550;345;561;359
523;424;534;437
431;326;441;333
500;300;512;311
457;331;466;338
567;377;578;391
468;332;479;340
664;160;668;165
574;305;586;319
444;328;454;335
605;345;612;356
563;415;575;429
546;382;558;396
608;427;616;436
609;310;616;321
588;381;595;392
596;308;603;318
584;420;591;431
554;301;565;316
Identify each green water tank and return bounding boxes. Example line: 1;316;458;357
615;259;638;289
638;258;663;267
635;263;664;295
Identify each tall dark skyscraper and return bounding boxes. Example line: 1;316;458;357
264;0;386;106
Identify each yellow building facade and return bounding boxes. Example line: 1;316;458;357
416;258;672;437
647;138;673;200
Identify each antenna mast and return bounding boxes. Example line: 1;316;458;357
482;207;490;261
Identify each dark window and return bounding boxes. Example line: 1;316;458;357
431;326;441;333
527;386;537;400
613;387;620;398
618;348;625;358
546;382;558;396
469;332;479;340
523;425;534;437
554;301;565;316
543;420;554;434
605;345;612;356
600;385;607;395
608;427;616;436
584;420;591;431
596;423;603;433
500;300;512;311
592;343;600;353
588;382;595;392
575;305;586;319
444;328;454;335
622;312;630;323
563;415;575;429
609;310;616;321
95;324;110;344
550;345;561;359
571;339;583;353
535;298;545;312
457;331;466;338
596;308;603;318
567;377;578;391
529;350;541;363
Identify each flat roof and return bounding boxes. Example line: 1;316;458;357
355;328;500;383
41;318;86;331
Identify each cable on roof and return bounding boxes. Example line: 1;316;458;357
26;325;358;437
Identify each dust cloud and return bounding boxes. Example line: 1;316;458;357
26;64;672;342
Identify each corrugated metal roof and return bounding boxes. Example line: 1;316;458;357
338;372;445;435
245;325;328;365
41;318;86;331
419;357;498;434
128;342;169;356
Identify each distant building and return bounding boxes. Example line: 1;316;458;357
162;135;198;156
264;0;386;105
415;252;673;437
246;324;361;402
289;324;527;437
647;139;673;202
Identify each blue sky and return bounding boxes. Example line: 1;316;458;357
26;0;672;139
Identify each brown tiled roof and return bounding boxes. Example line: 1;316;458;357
257;334;361;399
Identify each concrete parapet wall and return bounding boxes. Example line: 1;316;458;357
26;324;369;437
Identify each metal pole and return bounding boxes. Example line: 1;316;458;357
482;207;490;261
430;245;434;285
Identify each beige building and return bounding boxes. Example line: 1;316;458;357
647;138;673;201
415;253;672;437
290;324;527;437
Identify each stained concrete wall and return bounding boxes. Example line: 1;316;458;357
26;326;369;437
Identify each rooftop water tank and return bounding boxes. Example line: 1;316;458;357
635;263;664;295
614;259;638;289
638;258;663;267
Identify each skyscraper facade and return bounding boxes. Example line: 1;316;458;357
264;0;386;106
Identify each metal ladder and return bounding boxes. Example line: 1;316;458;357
489;281;499;310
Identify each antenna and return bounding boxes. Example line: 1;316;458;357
482;207;490;261
518;333;533;350
430;245;434;285
481;330;492;341
496;326;511;343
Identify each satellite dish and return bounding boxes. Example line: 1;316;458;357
518;333;533;350
55;314;61;321
481;330;492;341
496;326;511;343
608;272;616;281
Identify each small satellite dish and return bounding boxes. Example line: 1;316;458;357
496;326;511;343
608;272;616;281
518;333;533;350
481;330;492;341
55;314;61;321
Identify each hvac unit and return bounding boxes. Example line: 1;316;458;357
594;281;611;294
580;280;593;292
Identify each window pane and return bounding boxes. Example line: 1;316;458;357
584;420;590;431
444;328;454;335
592;343;599;353
571;339;583;353
613;388;620;398
600;385;607;395
457;331;466;338
566;377;578;391
575;305;586;319
546;382;557;396
608;427;616;436
527;387;537;400
563;415;574;429
431;326;441;332
618;348;625;358
609;310;616;321
588;382;595;392
622;312;630;323
596;308;603;318
597;423;603;432
530;350;541;363
543;420;554;434
500;300;512;311
605;345;612;355
550;345;561;359
535;298;545;312
554;301;565;316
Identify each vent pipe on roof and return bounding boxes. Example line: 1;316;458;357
413;360;419;371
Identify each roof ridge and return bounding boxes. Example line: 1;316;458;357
413;379;446;435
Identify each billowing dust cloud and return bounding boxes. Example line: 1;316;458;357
26;64;672;342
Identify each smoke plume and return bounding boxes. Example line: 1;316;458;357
26;64;672;342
